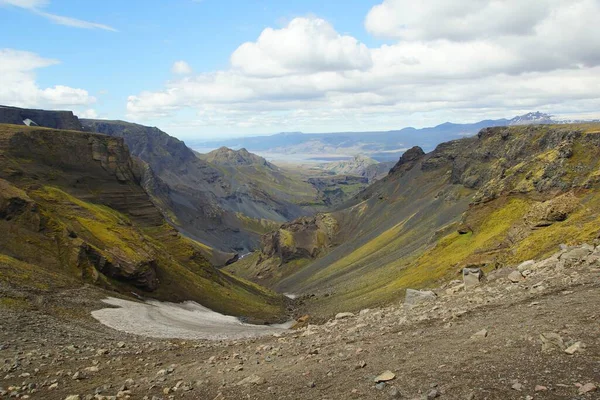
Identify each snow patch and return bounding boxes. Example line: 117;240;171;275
92;297;292;340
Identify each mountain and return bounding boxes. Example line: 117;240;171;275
318;155;395;182
0;123;285;322
202;146;274;167
0;106;371;254
227;122;600;317
80;119;318;253
189;112;598;162
508;111;555;125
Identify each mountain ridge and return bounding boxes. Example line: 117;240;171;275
190;112;599;162
227;122;600;317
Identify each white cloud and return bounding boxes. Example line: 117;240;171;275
78;109;98;119
172;61;193;75
364;0;553;41
126;6;600;135
0;48;96;108
0;0;116;31
231;17;372;76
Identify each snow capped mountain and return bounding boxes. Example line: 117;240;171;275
508;112;555;125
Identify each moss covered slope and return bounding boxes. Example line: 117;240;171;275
235;124;600;316
0;124;285;321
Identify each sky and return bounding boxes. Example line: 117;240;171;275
1;0;600;140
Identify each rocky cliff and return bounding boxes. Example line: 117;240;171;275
81;120;319;252
0;105;84;131
0;124;285;321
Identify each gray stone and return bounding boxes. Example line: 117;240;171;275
517;260;535;272
463;268;484;289
389;386;402;398
236;374;266;386
508;270;524;283
335;312;355;320
560;247;592;262
405;289;437;306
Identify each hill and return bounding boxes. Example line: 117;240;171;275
317;155;395;182
0;124;286;322
227;123;600;316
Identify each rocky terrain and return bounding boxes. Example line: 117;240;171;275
1;111;600;400
1;243;598;399
80;119;302;253
229;123;600;317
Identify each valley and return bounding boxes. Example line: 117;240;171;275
1;108;600;399
3;1;600;399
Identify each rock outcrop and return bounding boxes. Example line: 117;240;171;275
260;214;339;263
0;105;84;131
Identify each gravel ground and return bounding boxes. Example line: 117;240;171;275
1;245;599;399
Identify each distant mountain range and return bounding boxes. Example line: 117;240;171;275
189;112;599;162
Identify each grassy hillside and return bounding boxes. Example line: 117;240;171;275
231;123;600;317
0;124;286;322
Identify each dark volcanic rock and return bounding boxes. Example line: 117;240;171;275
77;242;159;291
0;105;83;131
389;146;425;175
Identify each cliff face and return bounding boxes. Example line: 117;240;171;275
0;124;285;321
0;105;83;131
260;214;339;263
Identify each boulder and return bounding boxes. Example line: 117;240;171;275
335;312;355;320
405;289;437;306
560;246;593;262
508;270;525;283
463;268;484;289
517;260;535;272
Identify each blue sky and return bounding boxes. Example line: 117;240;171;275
2;0;600;139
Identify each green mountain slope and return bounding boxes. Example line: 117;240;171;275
227;123;600;316
0;124;285;322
